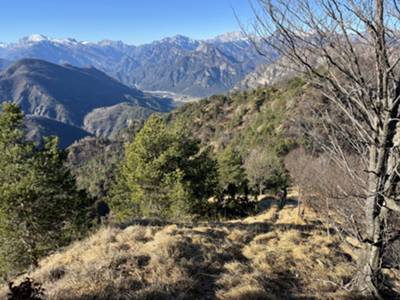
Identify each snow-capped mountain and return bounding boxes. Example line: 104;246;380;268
20;34;49;43
0;32;276;97
157;35;199;50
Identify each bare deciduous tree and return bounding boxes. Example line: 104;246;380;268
249;0;400;297
244;146;287;197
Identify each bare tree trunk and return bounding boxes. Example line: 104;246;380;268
357;144;383;297
249;0;400;296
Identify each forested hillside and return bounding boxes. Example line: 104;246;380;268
167;78;305;154
65;79;306;205
1;73;399;299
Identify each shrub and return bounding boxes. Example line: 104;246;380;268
109;115;217;221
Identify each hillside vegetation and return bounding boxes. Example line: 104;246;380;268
166;78;304;155
4;75;399;298
67;80;304;203
0;195;359;300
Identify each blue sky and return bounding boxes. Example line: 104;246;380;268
0;0;255;44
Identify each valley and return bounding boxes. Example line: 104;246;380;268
0;58;174;146
0;32;276;148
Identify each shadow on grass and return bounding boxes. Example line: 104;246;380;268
258;196;299;211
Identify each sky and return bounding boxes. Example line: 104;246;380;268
0;0;256;44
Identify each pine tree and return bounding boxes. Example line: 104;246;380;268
217;146;248;200
110;115;216;221
215;146;253;216
0;103;92;278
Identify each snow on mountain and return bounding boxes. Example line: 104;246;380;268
24;34;49;43
53;38;80;46
0;32;276;97
155;35;200;51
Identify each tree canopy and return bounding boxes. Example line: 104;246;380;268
110;115;217;221
0;103;92;278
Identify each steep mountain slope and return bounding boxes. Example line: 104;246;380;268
0;33;273;97
234;50;327;91
2;35;131;75
119;34;271;97
0;59;173;127
25;115;92;148
234;62;292;91
166;78;304;154
83;103;154;139
234;54;300;91
0;197;358;299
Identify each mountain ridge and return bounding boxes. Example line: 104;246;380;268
0;32;275;97
0;59;174;146
24;115;92;148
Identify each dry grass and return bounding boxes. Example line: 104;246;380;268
0;197;358;300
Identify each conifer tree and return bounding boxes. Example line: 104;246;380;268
110;115;216;221
0;103;91;278
215;146;254;216
217;146;248;200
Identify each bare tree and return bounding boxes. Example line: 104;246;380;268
249;0;400;297
244;146;287;197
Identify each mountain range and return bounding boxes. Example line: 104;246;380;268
0;32;283;147
0;33;275;97
0;59;173;146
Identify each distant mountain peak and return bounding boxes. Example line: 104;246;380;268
21;34;49;43
161;34;194;43
16;35;84;47
158;35;199;49
98;39;126;47
53;37;79;46
0;32;270;97
4;31;252;48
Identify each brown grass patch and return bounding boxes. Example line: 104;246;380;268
0;201;357;299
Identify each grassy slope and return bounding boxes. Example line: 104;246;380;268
0;80;368;299
0;192;358;299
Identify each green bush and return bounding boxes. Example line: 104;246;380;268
109;115;217;222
